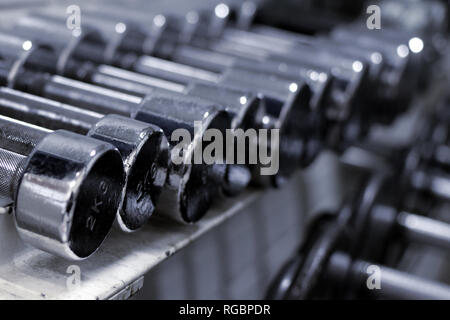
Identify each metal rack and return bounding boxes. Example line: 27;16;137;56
0;152;347;299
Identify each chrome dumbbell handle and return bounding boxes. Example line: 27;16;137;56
6;72;232;222
269;210;450;300
396;210;450;251
0;115;125;260
326;251;450;300
0;115;49;155
370;204;450;252
0;87;169;232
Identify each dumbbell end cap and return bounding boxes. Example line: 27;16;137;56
222;164;251;197
89;115;169;232
15;130;125;260
180;110;232;222
273;83;314;187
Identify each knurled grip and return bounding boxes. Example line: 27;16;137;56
0;116;49;156
0;148;26;206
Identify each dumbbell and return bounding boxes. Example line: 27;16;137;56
420;99;450;148
17;77;234;223
195;3;422;113
0;115;125;260
83;4;367;93
207;28;409;124
13;11;358;129
0;87;169;232
14;12;315;112
37;7;405;144
339;132;450;260
0;30;317;186
412;113;450;179
0;37;238;222
77;64;320;183
88;0;361;35
245;0;447;36
14;21;380;171
11;18;271;133
267;206;450;299
232;0;365;33
12;10;434;170
373;0;448;36
349;172;450;265
331;25;425;77
188;2;428;121
343;137;450;204
14;13;311;109
10;19;359;159
235;0;447;64
41;23;387;160
171;2;427;115
228;23;414;115
27;7;367;125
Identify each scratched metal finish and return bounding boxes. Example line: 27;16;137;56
23;73;141;117
0;87;99;135
0;115;48;156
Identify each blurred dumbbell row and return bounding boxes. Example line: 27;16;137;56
268;98;450;299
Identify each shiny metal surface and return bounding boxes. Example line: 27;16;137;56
397;211;450;251
0;88;170;232
8;15;319;184
0;116;125;259
5;68;229;222
0;148;26;207
329;251;450;300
